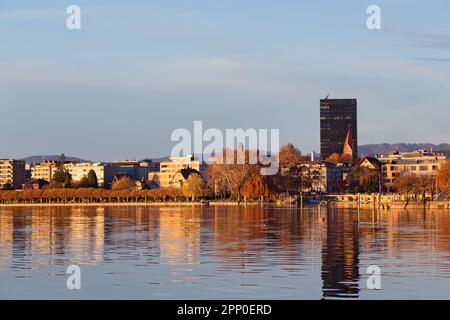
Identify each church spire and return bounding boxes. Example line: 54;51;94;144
343;127;353;158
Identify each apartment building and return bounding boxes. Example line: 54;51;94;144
65;162;106;186
149;155;204;188
32;160;159;187
31;160;58;182
0;159;26;189
378;150;446;189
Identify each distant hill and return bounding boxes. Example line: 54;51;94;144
21;155;90;164
359;143;450;157
147;156;170;162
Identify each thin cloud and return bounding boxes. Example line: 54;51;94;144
410;32;450;50
415;57;450;63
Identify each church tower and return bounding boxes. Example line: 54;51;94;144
342;127;353;159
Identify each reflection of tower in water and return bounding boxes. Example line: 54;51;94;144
321;209;360;299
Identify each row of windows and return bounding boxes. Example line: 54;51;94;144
383;165;437;172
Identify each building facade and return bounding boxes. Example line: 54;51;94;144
66;162;106;186
377;150;446;189
320;98;358;160
104;160;159;186
32;160;159;187
31;160;58;182
0;159;26;189
149;155;204;189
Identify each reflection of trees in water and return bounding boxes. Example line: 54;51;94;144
1;206;450;293
205;206;320;271
321;209;360;299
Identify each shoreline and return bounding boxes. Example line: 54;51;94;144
0;201;449;209
334;201;450;210
0;201;256;208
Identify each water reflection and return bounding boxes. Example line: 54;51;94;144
1;205;450;299
159;207;201;265
321;208;360;299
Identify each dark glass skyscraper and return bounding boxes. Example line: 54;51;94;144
320;98;357;160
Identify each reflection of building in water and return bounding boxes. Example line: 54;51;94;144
31;210;56;266
207;206;318;270
28;207;105;265
206;206;268;268
158;208;201;265
66;208;105;264
102;207;158;252
321;209;360;298
0;211;13;270
377;210;450;259
1;207;106;268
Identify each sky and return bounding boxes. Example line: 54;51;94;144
1;0;450;161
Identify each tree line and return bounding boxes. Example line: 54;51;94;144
1;147;449;204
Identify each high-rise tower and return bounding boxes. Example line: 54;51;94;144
320;98;357;160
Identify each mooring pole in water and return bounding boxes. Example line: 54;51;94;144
372;205;376;224
357;196;360;222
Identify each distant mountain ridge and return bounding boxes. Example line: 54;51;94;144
19;144;450;164
359;143;450;156
20;155;90;164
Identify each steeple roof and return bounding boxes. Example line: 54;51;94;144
343;127;353;157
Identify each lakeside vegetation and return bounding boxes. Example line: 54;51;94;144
1;146;449;206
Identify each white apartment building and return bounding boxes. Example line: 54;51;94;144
65;163;105;185
32;161;105;185
0;159;26;189
32;160;159;187
31;161;57;182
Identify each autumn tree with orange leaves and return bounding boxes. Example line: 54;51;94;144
207;148;260;201
437;160;450;195
274;144;309;194
241;174;271;199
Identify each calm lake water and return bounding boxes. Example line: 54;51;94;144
1;205;450;299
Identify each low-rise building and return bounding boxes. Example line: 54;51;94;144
0;159;26;189
31;160;58;182
149;155;204;188
104;160;159;187
31;159;159;187
355;157;382;171
65;162;106;186
377;150;446;189
22;179;50;190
